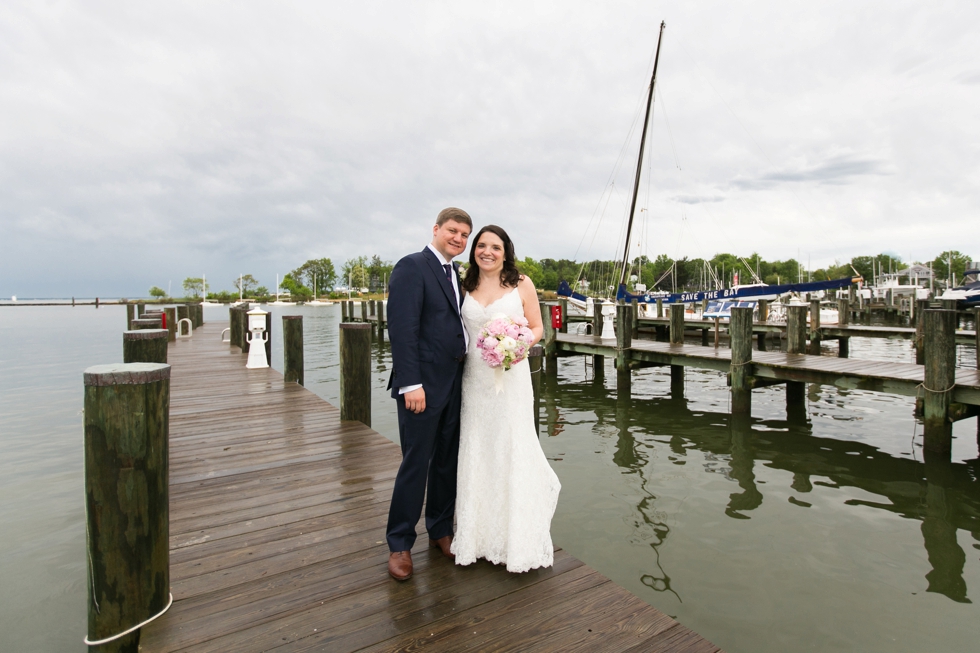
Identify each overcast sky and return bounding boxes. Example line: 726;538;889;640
2;1;978;297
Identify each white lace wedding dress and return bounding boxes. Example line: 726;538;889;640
451;287;561;572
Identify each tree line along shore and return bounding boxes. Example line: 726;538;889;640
147;249;972;302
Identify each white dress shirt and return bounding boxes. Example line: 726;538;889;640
399;244;467;395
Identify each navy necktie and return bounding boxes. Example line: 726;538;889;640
443;263;453;283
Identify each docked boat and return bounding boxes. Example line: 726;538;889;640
938;267;980;306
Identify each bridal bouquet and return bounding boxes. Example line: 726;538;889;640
477;314;535;371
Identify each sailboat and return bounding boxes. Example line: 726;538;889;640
559;21;860;320
307;272;330;306
201;274;222;307
268;274;296;306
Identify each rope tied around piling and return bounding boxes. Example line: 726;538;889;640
84;593;173;646
917;381;955;396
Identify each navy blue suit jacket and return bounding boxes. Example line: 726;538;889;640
386;248;466;409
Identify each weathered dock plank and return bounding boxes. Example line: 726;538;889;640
138;322;721;653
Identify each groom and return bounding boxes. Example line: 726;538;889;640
385;207;472;581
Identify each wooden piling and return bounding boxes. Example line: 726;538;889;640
669;303;685;345
239;307;250;353
341;300;348;322
730;306;754;414
123;329;168;364
837;297;850;358
360;300;368;323
529;344;543;433
83;363;170;652
591;301;604;372
941;299;958;312
540;302;557;371
376;300;386;344
630;299;638;339
757;299;768;352
975;307;979;369
915;299;930;365
786;304;808;408
132;318;161;330
339;323;372;426
787;305;808;355
282;315;304;386
615;302;632;367
809;298;821;355
922;310;956;454
126;304;135;330
559;298;568;334
656;298;663;318
669;303;685;394
136;303;145;318
164;307;177;343
369;300;376;317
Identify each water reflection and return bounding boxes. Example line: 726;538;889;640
544;371;980;605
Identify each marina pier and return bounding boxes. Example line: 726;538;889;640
113;317;721;652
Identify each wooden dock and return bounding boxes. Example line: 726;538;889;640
556;334;980;406
138;321;721;652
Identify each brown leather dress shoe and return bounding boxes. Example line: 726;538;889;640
429;535;455;560
388;550;413;581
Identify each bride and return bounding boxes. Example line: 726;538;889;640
450;224;562;572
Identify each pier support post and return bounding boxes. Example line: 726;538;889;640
616;303;633;398
164;307;177;343
177;304;189;330
975;307;979;369
809;298;821;355
786;304;808;410
837;297;850;358
339;323;372;426
656;298;663;318
730;306;754;415
630;299;638;340
941;299;958;312
84;363;171;652
369;300;376;317
341;300;348;322
922;310;956;455
591;302;604;374
240;307;251;353
669;303;685;396
559;298;568;334
132;318;161;330
915;299;929;365
615;303;632;367
136;303;145;319
540;303;557;374
123;329;168;364
377;300;386;344
126;304;135;330
360;300;368;323
282;315;304;385
529;345;543;433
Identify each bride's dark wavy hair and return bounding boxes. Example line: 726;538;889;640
462;224;521;292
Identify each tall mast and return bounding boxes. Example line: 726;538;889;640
620;20;666;288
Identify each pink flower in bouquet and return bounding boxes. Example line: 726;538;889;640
477;314;536;371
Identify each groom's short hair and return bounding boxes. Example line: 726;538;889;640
435;207;472;229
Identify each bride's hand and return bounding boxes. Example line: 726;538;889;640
404;387;426;414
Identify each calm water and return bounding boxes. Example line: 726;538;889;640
1;305;978;651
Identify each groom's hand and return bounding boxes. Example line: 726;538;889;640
404;387;426;414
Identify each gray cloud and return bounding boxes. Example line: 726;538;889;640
1;1;978;297
729;155;892;190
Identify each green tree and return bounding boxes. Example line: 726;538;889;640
341;256;370;290
149;286;167;298
289;258;337;294
517;257;544;287
255;286;269;297
931;250;974;287
234;274;259;296
367;255;394;292
182;277;203;297
280;273;312;299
